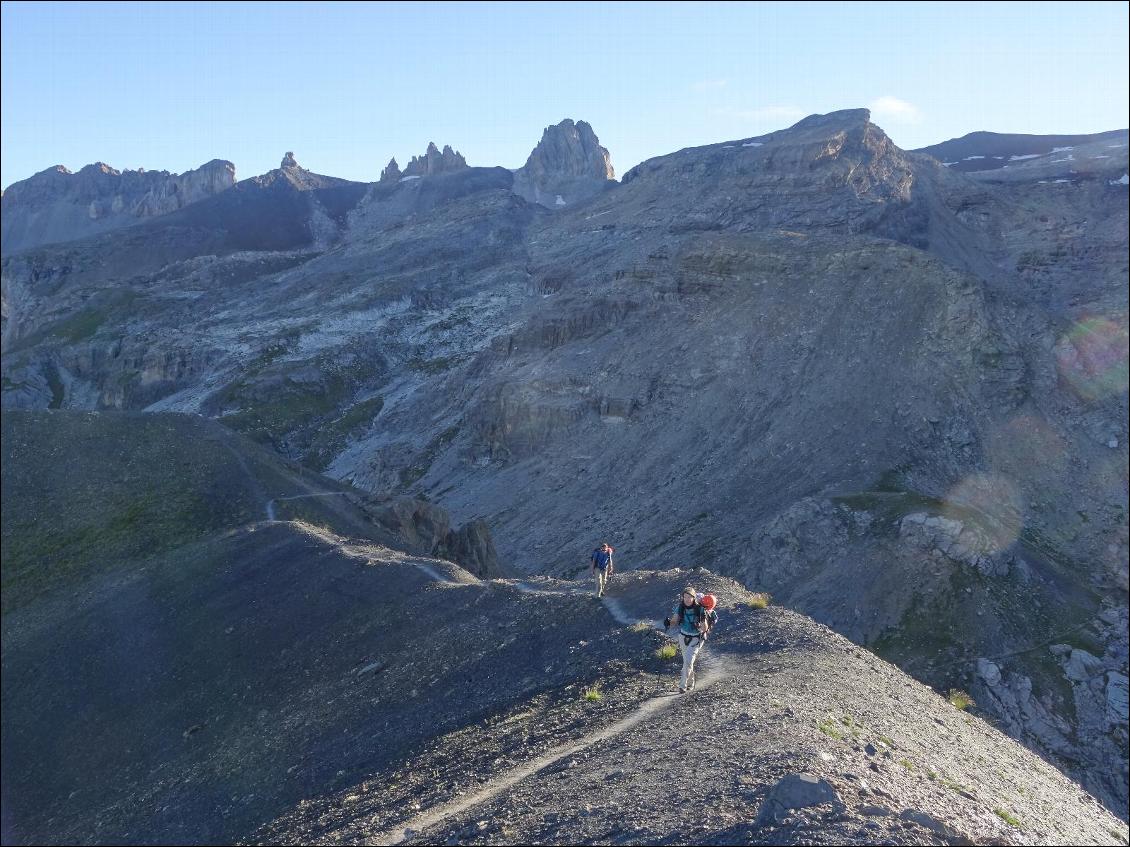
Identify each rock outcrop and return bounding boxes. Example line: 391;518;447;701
402;142;468;178
379;157;401;183
1;158;235;254
512;118;615;208
373;497;502;578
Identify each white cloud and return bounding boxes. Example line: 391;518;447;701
868;96;922;124
712;105;805;123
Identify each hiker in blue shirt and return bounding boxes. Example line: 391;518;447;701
664;586;718;693
589;542;614;598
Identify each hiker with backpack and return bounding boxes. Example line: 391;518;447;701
664;587;718;693
589;542;615;598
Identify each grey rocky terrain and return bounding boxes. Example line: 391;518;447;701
914;129;1128;174
1;158;236;254
2;109;1127;820
2;412;1126;845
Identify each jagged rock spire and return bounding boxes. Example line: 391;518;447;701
380;157;402;183
402;142;468;178
512;118;615;208
281;152;299;169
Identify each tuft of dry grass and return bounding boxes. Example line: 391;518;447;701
947;689;975;710
746;592;771;609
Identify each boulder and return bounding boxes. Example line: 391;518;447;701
1064;649;1104;683
754;772;841;825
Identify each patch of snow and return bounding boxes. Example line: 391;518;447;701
554;194;566;206
1050;155;1075;163
1037;180;1048;184
1052;179;1071;184
1111;173;1129;186
963;155;986;160
1108;143;1127;148
1009;154;1042;161
992;156;1004;159
399;175;422;182
722;145;736;149
742;141;763;147
1050;146;1075;153
1091;155;1111;159
942;162;958;167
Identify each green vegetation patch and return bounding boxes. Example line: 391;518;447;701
218;353;384;463
656;644;677;660
51;307;107;343
303;395;385;472
947;689;975;710
0;412;272;614
817;719;844;740
994;808;1022;828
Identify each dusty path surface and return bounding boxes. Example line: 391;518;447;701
383;652;732;845
374;573;730;845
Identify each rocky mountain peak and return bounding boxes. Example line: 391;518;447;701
280;151;300;169
512;118;615;208
402;142;468;178
522;118;615;182
789;107;872;132
379;157;401;183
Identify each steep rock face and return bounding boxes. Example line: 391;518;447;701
1;159;236;254
512;118;615;208
402;142;468;178
371;497;502;578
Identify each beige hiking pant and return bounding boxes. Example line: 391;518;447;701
678;633;704;690
594;568;609;596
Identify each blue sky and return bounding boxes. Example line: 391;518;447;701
2;1;1127;189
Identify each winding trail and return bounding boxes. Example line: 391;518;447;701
264;491;352;522
261;505;725;844
377;576;730;845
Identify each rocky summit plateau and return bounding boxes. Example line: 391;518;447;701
1;110;1128;845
